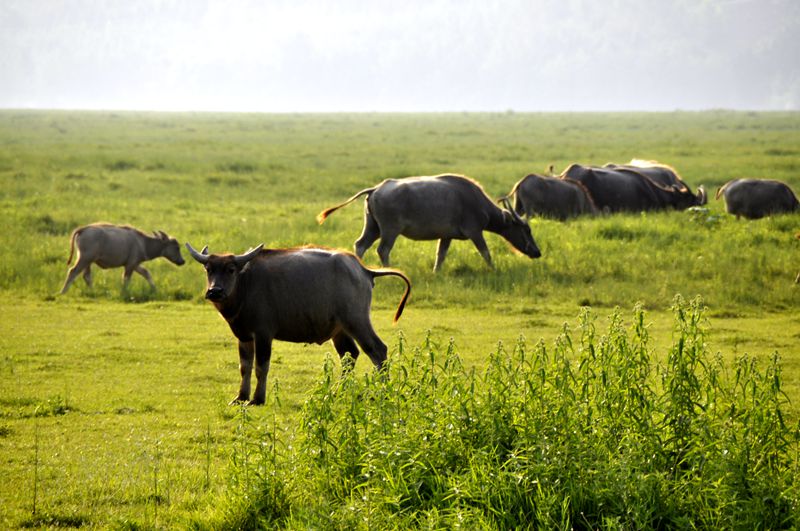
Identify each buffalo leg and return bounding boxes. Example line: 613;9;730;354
135;265;156;289
348;324;388;371
82;265;93;287
376;233;398;267
434;238;452;272
231;340;255;404
122;266;135;290
250;336;272;406
333;333;360;373
355;210;381;258
469;233;494;269
60;257;92;294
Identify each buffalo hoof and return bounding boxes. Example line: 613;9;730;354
247;398;265;406
229;396;249;406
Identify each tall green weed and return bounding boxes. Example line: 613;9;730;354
203;297;799;529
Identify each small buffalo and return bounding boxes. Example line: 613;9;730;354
60;223;184;294
317;174;541;272
715;179;799;219
186;243;411;405
505;173;598;220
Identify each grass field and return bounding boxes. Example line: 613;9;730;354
1;110;799;528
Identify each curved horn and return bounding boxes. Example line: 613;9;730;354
234;244;264;267
696;185;708;206
500;197;520;217
499;197;525;225
185;242;210;264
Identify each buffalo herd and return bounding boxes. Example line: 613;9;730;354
60;159;799;404
505;159;711;219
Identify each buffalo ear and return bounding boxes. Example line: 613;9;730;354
185;242;210;264
234;244;264;267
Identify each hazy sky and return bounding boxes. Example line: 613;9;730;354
2;0;799;112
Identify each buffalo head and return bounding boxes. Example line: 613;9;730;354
499;198;542;259
186;243;264;302
155;231;186;266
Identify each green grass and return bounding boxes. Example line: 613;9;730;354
0;110;798;527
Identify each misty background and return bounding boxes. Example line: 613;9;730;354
1;0;799;112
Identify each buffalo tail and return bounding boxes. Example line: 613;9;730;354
316;186;377;224
370;268;412;323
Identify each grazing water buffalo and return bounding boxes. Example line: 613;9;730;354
60;223;184;294
317;174;541;272
607;159;707;201
715;179;799;219
186;243;411;405
563;162;707;213
505;173;598;220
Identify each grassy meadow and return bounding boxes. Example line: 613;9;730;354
0;110;799;528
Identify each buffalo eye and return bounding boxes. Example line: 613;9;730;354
226;264;237;275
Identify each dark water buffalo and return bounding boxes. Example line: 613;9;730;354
563;162;707;213
606;159;706;198
715;179;799;219
317;174;541;272
186;243;411;405
61;223;184;294
505;173;598;220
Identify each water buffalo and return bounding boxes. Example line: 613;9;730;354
60;223;185;294
563;162;707;213
317;174;541;272
715;179;799;219
607;159;707;201
505;173;598;220
186;243;412;405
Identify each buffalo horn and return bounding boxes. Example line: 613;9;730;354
234;244;264;267
185;242;210;264
501;197;525;224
